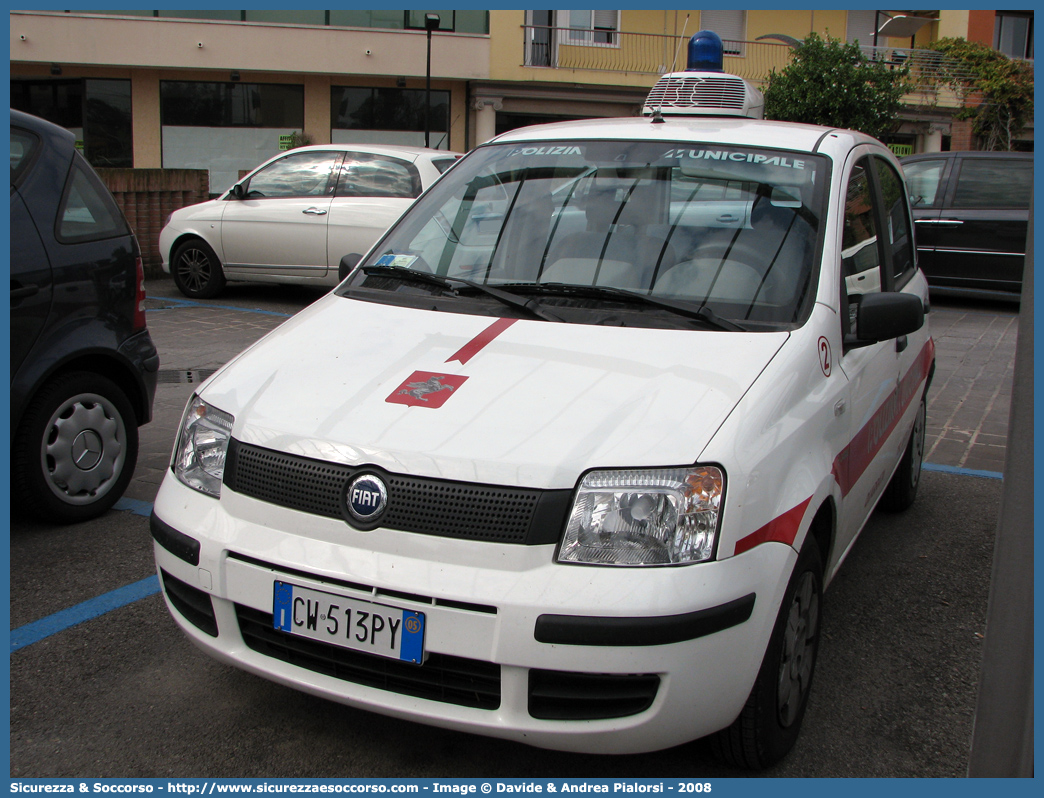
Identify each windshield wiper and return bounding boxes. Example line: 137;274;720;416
506;282;749;332
360;264;563;322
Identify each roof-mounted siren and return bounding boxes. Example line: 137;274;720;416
644;30;765;120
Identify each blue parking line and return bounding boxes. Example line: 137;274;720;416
11;461;1001;653
147;295;292;318
114;496;155;517
922;463;1004;480
10;576;161;654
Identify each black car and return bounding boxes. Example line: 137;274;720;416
10;109;158;523
900;150;1032;298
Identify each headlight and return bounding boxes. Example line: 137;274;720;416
557;466;724;566
173;395;234;497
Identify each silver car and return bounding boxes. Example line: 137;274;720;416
160;143;462;298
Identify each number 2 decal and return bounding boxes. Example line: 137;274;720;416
818;336;832;377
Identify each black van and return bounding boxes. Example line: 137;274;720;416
900;151;1032;298
10;109;158;523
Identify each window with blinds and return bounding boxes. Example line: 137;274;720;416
846;9;877;47
701;10;746;55
563;9;620;46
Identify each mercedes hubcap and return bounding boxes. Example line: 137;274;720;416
42;394;126;505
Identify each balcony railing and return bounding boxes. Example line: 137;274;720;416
520;26;1027;106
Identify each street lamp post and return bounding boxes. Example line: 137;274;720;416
424;13;440;148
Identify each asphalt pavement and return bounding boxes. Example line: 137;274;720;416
8;279;1021;779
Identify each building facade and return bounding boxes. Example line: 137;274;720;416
10;9;1033;194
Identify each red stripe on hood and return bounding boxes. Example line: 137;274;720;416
446;317;518;365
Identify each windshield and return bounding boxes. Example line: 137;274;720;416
340;139;828;327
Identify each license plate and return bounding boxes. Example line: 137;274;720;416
272;581;425;664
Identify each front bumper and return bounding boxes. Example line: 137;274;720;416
151;474;795;754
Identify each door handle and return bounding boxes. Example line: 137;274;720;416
896;335;908;353
11;283;39;302
302;207;328;216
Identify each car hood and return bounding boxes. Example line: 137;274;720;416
201;295;788;489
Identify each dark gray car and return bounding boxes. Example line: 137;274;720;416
10;109;158;523
900;150;1032;298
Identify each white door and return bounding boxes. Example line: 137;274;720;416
326;152;422;267
220;150;344;276
833;151;906;559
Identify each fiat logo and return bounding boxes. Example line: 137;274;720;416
345;473;388;525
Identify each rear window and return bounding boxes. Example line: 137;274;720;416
952;158;1033;210
10;127;40;186
334;152;421;199
56;155;129;243
432;156;461;175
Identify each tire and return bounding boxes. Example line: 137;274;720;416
711;538;823;769
171;238;226;299
13;372;139;524
880;397;926;512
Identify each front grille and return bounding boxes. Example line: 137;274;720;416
528;669;660;720
646;75;747;110
236;605;501;710
162;570;218;637
224;439;571;545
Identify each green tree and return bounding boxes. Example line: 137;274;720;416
928;37;1033;151
763;33;909;141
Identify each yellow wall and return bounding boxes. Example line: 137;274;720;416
489;9;871;87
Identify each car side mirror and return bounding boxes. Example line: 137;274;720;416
846;292;924;349
229;183;245;200
338;253;362;282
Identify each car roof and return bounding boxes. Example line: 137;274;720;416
901;150;1033;162
10;108;76;147
482;115;882;159
288;142;462;161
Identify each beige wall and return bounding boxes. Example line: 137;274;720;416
11;11;479;163
10;11;489;80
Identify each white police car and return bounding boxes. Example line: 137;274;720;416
152;33;933;768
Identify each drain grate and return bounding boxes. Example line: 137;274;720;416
156;369;218;385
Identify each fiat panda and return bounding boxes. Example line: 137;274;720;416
152;35;932;768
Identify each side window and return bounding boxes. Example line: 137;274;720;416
11;127;40;187
902;159;946;208
335;153;421;199
244;151;343;198
952;159;1033;210
873;157;915;283
57;156;128;243
841;158;882;330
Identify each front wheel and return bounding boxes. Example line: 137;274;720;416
172;239;226;299
880;397;926;512
13;372;139;524
711;538;823;769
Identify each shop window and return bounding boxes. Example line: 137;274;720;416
161;81;304;128
244;11;326;26
405;11;488;33
10;78;131;168
332;87;451;149
330;10;405;29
